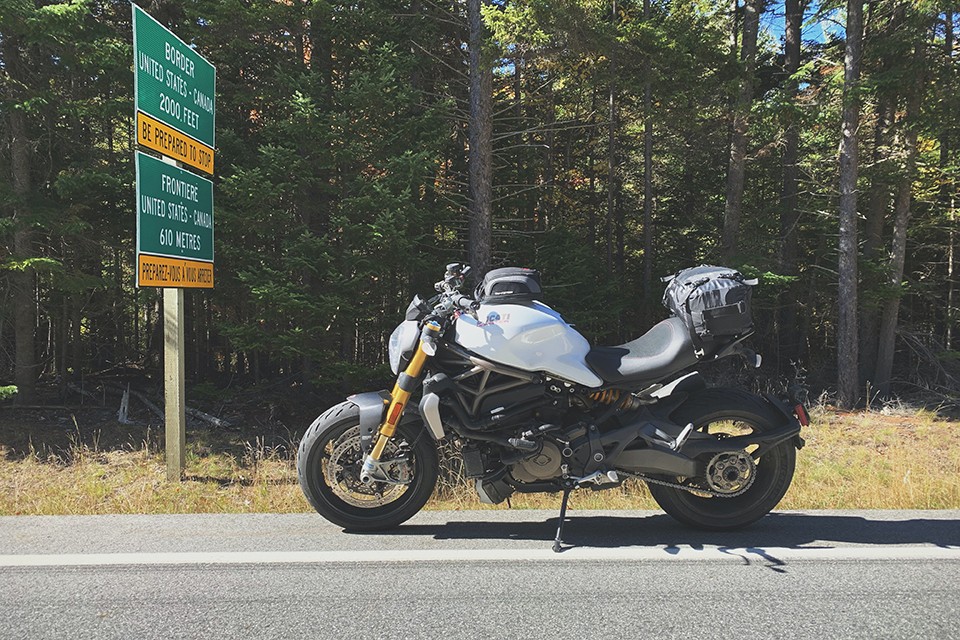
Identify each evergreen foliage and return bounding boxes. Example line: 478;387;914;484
1;0;957;404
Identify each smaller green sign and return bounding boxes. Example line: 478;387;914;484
136;152;214;263
133;4;216;148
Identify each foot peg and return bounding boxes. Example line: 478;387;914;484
575;470;620;486
672;423;694;450
653;423;695;451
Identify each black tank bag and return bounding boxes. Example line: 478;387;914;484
476;267;542;304
662;265;757;357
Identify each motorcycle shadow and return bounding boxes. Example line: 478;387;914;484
372;512;960;550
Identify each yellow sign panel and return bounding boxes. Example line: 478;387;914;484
137;111;214;175
138;254;214;289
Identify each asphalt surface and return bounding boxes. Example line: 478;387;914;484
1;510;958;639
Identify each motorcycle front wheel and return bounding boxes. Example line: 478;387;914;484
297;401;438;531
647;388;797;531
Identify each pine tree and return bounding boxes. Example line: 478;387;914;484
837;0;865;409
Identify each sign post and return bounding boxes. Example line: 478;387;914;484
164;287;186;480
133;4;216;481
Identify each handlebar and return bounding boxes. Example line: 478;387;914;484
429;263;478;320
424;263;478;325
429;291;477;318
451;294;475;311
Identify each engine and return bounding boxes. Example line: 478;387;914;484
509;440;564;483
469;422;599;505
430;346;618;505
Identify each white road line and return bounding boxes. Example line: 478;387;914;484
0;546;957;567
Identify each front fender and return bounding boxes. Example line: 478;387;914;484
348;391;389;454
348;390;424;454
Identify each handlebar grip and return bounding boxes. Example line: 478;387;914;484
452;295;475;310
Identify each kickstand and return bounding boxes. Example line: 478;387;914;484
552;488;572;553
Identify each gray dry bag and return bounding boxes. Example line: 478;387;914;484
662;265;758;356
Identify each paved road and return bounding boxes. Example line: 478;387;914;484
1;510;958;639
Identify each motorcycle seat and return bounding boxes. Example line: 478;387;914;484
585;317;699;385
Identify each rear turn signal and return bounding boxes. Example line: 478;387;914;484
794;404;810;427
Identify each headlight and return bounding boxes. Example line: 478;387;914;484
388;321;420;374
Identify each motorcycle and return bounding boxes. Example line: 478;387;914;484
297;263;807;551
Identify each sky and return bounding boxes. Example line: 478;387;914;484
760;0;846;44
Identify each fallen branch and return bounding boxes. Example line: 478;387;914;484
0;405;72;410
185;407;233;429
899;332;960;394
120;385;163;420
101;382;232;428
66;382;100;404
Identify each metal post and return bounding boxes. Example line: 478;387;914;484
164;287;186;481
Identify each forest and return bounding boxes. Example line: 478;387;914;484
1;0;958;411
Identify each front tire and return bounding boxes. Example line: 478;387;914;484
297;401;438;531
647;389;797;531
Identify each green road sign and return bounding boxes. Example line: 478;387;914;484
136;152;214;263
133;4;215;148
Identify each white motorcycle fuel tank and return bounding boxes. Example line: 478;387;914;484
454;301;603;388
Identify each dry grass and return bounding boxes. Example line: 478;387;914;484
0;438;307;516
778;404;960;509
0;405;958;516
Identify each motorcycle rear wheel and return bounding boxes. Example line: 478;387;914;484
297;401;438;531
647;389;797;531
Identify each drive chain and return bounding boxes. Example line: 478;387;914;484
624;471;755;498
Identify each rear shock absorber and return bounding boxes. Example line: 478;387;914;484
589;389;643;411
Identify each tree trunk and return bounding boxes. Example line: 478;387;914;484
3;34;37;404
587;87;598;248
642;0;655;306
12;224;36;403
860;4;904;383
778;0;804;365
836;0;864;409
729;0;740;61
540;81;556;231
606;0;619;274
71;294;83;382
859;97;894;383
514;55;527;233
949;198;956;351
943;10;955;350
468;0;493;279
303;4;336;385
873;42;925;396
721;0;764;262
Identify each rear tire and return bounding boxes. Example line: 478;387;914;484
297;401;438;531
647;389;796;531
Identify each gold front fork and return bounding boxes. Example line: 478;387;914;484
368;320;440;462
